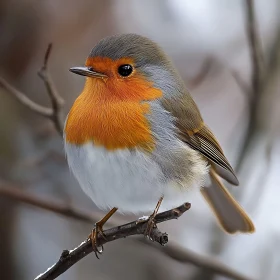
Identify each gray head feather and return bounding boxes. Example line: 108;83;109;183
90;34;170;67
90;34;187;97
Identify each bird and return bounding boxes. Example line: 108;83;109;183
64;33;255;251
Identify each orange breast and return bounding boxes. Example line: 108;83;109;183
65;69;162;151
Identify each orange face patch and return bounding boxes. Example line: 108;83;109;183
65;57;162;151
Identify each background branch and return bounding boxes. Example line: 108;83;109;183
188;57;213;89
149;241;255;280
0;183;99;224
38;44;64;135
235;0;265;171
0;43;64;136
198;4;280;280
0;76;53;117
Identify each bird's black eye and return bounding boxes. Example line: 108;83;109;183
118;64;133;77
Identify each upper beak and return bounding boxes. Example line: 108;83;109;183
69;66;107;78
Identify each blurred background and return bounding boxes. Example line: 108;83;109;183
0;0;279;279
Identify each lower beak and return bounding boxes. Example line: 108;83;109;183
69;66;107;78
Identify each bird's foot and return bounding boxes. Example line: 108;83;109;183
144;215;157;240
88;207;118;259
144;197;163;240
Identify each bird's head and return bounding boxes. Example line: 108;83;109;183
65;34;182;150
69;33;181;102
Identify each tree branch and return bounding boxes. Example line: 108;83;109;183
245;0;264;84
0;183;99;224
0;76;53;117
34;203;191;280
0;183;255;280
0;43;64;136
188;57;213;89
235;0;264;171
38;44;64;135
145;240;255;280
231;70;251;99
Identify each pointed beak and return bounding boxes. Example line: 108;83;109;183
69;66;107;79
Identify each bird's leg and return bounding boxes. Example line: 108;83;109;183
144;197;163;239
89;207;118;258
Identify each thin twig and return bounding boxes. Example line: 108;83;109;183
143;240;255;280
0;76;53;117
235;0;264;172
231;70;251;99
245;0;264;83
188;57;213;89
0;183;98;223
0;43;64;136
34;203;191;280
43;43;53;67
38;44;64;135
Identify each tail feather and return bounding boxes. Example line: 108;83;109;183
201;168;255;234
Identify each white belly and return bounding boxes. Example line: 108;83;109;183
65;143;200;214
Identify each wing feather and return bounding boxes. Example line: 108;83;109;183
187;125;239;185
161;95;239;185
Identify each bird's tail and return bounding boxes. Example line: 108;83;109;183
200;168;255;233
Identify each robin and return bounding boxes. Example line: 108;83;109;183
64;34;255;252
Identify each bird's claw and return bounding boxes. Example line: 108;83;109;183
144;197;163;240
88;207;118;259
144;216;157;240
89;224;107;259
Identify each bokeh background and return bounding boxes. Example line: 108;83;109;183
0;0;279;279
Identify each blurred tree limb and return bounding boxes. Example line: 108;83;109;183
0;183;99;224
232;0;280;207
0;44;64;136
188;57;214;89
200;1;280;279
235;0;278;171
146;241;255;280
37;44;64;135
0;76;53;117
0;183;254;280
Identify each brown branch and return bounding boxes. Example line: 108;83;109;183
143;240;255;280
0;43;64;136
0;183;255;280
235;0;264;172
188;57;213;89
34;203;191;280
235;1;280;174
38;44;64;135
231;70;251;99
0;76;53;117
245;0;264;85
0;183;99;223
